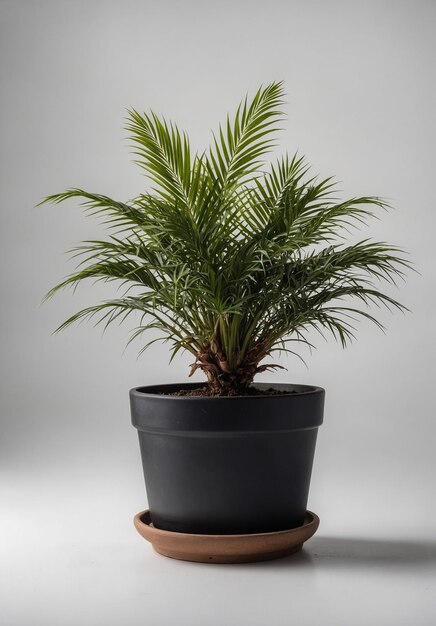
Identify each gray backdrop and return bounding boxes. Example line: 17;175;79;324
1;1;435;625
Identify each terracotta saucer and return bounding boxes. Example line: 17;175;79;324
134;510;319;564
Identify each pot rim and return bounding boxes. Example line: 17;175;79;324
130;381;324;400
130;382;324;433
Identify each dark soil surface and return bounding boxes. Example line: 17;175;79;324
164;386;296;397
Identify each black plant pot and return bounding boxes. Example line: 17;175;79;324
130;382;324;535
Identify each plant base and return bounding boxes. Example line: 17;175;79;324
133;509;319;564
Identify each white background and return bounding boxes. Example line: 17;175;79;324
1;1;435;624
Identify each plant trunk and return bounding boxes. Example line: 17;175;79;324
204;368;256;396
189;343;278;396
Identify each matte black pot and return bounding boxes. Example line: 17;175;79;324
130;382;324;535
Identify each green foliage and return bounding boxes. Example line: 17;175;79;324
41;82;410;393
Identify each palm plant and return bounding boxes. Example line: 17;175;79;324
42;82;409;395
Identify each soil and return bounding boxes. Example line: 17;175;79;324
164;386;296;398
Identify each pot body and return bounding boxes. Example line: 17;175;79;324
130;382;324;535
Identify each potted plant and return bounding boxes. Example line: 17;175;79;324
42;82;409;563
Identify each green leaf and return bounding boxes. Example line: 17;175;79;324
41;82;411;388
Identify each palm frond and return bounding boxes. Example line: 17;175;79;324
126;110;193;206
207;81;285;195
41;82;411;395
